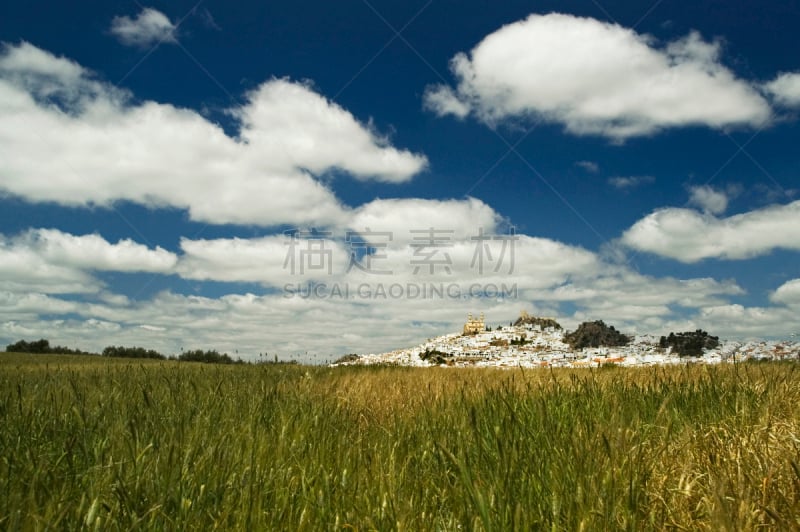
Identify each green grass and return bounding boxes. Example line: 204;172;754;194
1;354;799;530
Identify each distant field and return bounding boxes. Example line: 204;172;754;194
1;354;798;530
0;352;170;367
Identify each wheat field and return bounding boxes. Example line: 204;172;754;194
1;354;798;530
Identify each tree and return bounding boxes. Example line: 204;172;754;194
659;330;719;357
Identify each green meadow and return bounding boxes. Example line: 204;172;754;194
1;354;798;530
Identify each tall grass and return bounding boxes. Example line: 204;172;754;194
1;355;798;530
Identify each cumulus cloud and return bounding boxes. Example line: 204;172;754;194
688;185;728;215
548;274;741;308
621;200;800;262
0;220;769;357
1;245;750;357
178;235;350;285
424;13;771;139
171;219;744;339
422;85;471;118
0;290;478;358
0;292;79;319
172;197;508;293
0;43;427;227
25;229;177;272
110;8;177;48
177;232;597;293
764;73;800;107
608;176;655;189
0;41;85;83
771;279;800;306
0;229;177;295
0;42;121;111
171;195;509;294
233;81;428;184
349;197;503;247
0;252;97;294
691;304;798;339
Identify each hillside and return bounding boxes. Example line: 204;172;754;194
335;314;799;368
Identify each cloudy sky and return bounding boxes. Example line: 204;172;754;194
1;1;799;361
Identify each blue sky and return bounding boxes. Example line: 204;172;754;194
1;1;799;360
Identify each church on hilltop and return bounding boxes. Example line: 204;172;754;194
463;312;486;335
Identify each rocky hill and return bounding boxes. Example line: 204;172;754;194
513;311;562;330
659;330;720;357
564;320;630;349
334;313;799;369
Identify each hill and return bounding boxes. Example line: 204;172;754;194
335;313;798;368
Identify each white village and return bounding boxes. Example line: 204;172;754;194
336;311;800;368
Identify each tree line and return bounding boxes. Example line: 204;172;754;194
4;339;245;364
4;339;95;356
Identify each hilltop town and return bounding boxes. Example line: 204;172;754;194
335;312;800;368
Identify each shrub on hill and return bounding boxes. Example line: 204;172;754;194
513;315;563;330
332;354;360;365
420;348;450;365
564;321;631;349
102;346;166;360
5;339;95;356
659;330;719;357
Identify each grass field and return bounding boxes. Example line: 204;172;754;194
1;353;799;530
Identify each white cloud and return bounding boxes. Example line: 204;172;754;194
548;275;741;308
0;42;122;112
0;229;177;296
608;175;655;189
176;234;596;295
26;229;177;272
0;43;427;227
621;200;800;262
234;81;428;184
0;220;774;357
688;185;728;215
349;197;502;247
422;85;471;118
178;197;504;286
169;223;746;345
771;279;800;306
692;304;797;339
764;72;800;107
424;13;771;139
0;251;752;358
576;161;599;173
168;203;746;327
178;235;350;285
0;291;79;319
0;240;100;295
109;8;177;48
0;41;85;83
